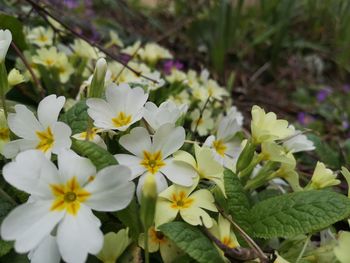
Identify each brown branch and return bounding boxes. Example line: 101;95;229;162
216;206;269;263
10;42;45;99
23;0;159;84
193;96;211;135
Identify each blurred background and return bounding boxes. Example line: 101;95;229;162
2;0;350;168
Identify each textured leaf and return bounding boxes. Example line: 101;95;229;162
71;139;117;171
224;169;251;232
159;222;224;263
0;14;27;50
115;198;142;241
250;190;350;238
61;100;89;134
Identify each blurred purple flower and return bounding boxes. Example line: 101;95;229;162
297;112;315;125
316;87;332;102
342;120;349;130
343;84;350;93
163;60;184;75
63;0;79;8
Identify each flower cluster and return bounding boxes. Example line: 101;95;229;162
0;23;348;263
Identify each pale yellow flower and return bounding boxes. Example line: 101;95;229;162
309;162;340;189
27;26;53;47
210;214;239;249
8;68;25;86
190;109;214;136
251;105;293;144
138;43;172;64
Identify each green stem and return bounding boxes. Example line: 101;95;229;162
0;187;17;206
296;234;311;263
0;62;8;119
144;227;150;263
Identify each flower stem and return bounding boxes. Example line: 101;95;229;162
144;227;150;263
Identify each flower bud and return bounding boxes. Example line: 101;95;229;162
236;139;255;173
140;174;157;229
8;68;24;87
88;57;107;98
0;30;12;63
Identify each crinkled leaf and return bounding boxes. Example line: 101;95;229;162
0;14;26;50
250;190;350;238
159;222;224;263
115;198;142;241
60;100;89;134
71;139;117;171
224;169;251;232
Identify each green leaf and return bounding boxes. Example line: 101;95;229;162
308;134;340;169
159;222;224;263
0;14;27;50
115;198;142;241
224;169;251;232
0;196;15;257
250;190;350;238
71;139;117;171
60;100;89;134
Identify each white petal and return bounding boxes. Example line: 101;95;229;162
57;149;96;185
136;172;168;202
119;127;151;157
2;139;38;159
37;95;65;127
57;205;103;263
85;165;135;211
105;83;127;113
86;98;115;129
124;86;148;116
161;158;195;187
114;154;145;179
153;124;185;159
51;122;72;153
8;105;42;139
1;201;64;253
29;235;60;263
3;150;60;197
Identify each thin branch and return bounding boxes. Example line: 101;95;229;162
200;220;259;262
0;187;17;206
11;42;45;98
193;96;211;135
217;206;269;263
295;234;311;263
23;0;159;84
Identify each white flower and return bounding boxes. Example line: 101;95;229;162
0;29;12;62
204;111;242;169
282;126;315;153
143;101;188;130
115;124;197;199
72;128;107;149
87;83;148;131
1;149;135;263
190;109;214;136
3;95;72;158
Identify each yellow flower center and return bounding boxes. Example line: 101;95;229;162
170;191;194;210
78;128;99;141
222;236;236;248
112;112;132;128
140;151;165;174
50;176;91;216
38;34;48;43
0;127;10;141
45;59;55;66
36;127;54;153
149;227;167;244
212;139;227;156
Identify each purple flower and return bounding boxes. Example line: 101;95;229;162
297;112;314;125
343;84;350;93
63;0;79;9
342;120;349;130
316;87;332;102
163;60;184;75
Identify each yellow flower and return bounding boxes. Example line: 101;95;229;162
261;142;295;165
8;68;25;86
33;47;61;68
106;31;124;48
72;39;103;59
97;229;131;263
56;54;74;83
27;26;53;47
251;105;293;144
138;226;183;263
174;144;225;196
334;231;350;263
309;162;340;190
155;182;217;228
138;43;173;64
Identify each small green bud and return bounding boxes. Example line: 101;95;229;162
236;140;256;173
88;57;107;98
